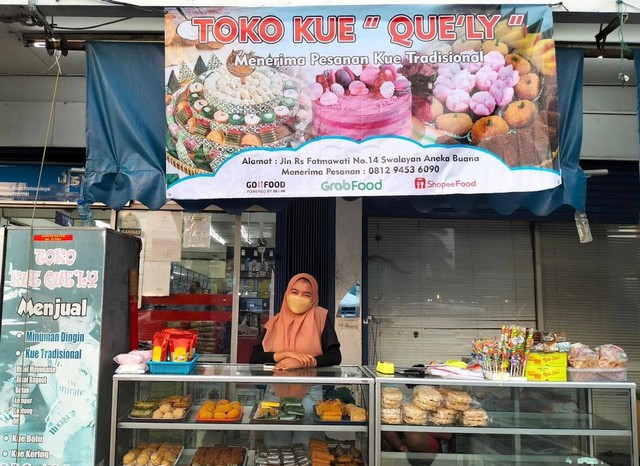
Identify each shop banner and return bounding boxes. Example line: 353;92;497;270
165;5;560;200
0;165;83;203
0;229;104;465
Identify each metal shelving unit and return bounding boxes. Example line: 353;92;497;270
110;364;374;466
366;368;638;466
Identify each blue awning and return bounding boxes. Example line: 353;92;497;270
84;43;586;216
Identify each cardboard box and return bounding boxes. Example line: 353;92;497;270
567;367;627;382
527;352;567;367
525;365;567;382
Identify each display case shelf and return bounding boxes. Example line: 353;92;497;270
110;364;373;466
367;367;638;466
110;365;638;466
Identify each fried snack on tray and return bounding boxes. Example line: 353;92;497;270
162;394;192;409
321;411;343;422
316;399;367;422
122;443;182;466
345;405;367;422
316;399;343;419
309;437;334;466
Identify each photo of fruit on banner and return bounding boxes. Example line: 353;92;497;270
164;5;559;182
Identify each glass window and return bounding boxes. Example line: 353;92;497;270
120;210;277;364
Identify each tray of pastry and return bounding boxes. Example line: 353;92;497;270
128;395;192;421
189;445;247;466
313;400;367;425
195;399;244;423
122;442;183;466
249;399;304;424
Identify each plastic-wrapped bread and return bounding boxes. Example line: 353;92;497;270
444;390;472;411
412;386;443;411
402;402;427;425
460;407;489;426
429;407;457;425
381;387;403;408
381;407;402;424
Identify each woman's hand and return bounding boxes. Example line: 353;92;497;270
275;351;316;367
274;357;304;371
274;355;317;370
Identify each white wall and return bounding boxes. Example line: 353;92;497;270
0;76;85;147
581;58;639;161
334;198;363;365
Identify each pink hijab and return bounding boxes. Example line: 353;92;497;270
262;273;327;356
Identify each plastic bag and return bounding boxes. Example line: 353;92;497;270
113;353;145;365
568;343;597;368
596;344;628;368
182;212;211;248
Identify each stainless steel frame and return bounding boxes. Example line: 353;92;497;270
365;368;638;466
110;364;375;466
110;364;638;466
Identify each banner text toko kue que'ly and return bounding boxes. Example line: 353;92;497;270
164;5;560;200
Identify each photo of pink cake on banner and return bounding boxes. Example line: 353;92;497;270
308;64;413;140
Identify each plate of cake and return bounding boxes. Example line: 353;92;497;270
166;51;312;175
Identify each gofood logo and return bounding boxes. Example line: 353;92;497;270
320;180;383;192
246;180;285;189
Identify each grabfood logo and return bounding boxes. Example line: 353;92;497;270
320;180;383;191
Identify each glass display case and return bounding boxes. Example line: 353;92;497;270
110;364;373;466
368;369;638;466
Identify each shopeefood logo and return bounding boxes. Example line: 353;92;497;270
414;178;477;189
320;180;383;191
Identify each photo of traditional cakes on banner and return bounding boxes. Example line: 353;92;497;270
165;13;313;176
305;10;559;171
400;12;559;170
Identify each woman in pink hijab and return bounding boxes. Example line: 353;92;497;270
250;273;341;369
250;273;341;446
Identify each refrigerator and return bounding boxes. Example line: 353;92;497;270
0;227;141;466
